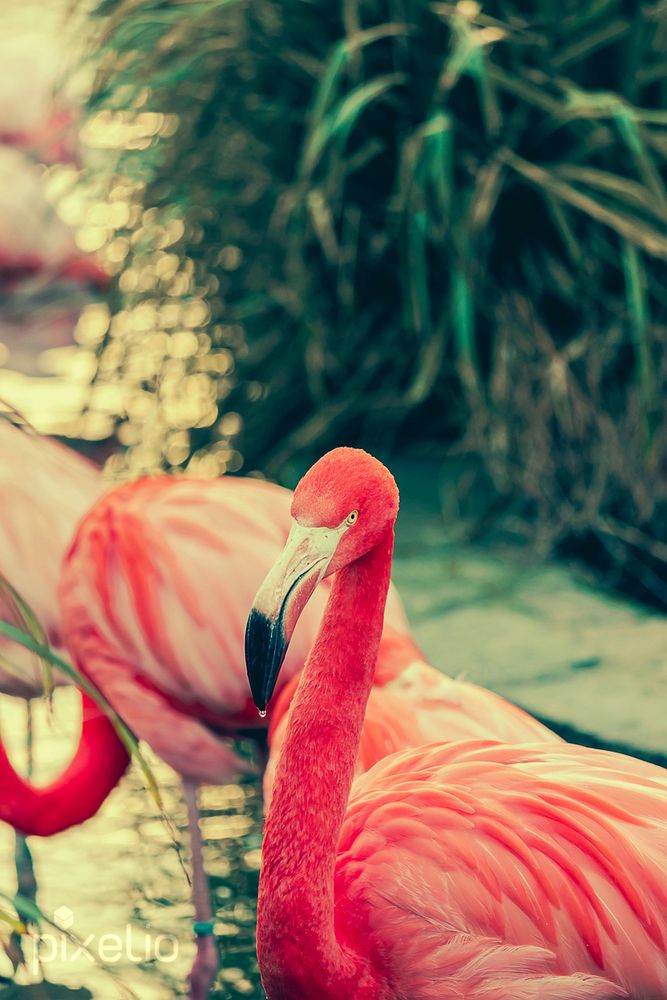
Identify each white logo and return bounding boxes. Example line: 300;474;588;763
53;906;74;930
28;908;180;974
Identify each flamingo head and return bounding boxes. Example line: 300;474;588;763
245;447;398;711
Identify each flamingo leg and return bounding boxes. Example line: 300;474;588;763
183;779;218;1000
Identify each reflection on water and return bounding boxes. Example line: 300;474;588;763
0;689;266;999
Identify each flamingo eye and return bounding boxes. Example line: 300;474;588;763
345;510;358;526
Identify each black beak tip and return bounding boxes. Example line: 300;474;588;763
245;608;283;712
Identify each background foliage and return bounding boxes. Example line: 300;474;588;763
80;0;667;606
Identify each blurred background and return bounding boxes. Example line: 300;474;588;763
2;0;665;605
0;0;665;996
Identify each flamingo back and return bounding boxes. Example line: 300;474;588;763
337;740;667;999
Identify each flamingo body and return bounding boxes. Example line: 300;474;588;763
0;31;77;163
336;739;667;999
0;148;108;294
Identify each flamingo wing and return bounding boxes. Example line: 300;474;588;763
336;740;667;1000
60;477;318;715
380;660;559;745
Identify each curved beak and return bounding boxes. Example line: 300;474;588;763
245;521;343;712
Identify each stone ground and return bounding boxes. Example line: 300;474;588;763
392;460;667;764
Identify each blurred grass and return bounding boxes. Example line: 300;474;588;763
80;0;666;605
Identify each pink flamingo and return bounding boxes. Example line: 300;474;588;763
0;420;129;922
57;472;412;998
245;447;667;1000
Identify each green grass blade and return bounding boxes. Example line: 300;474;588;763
505;152;667;257
452;266;476;369
0;576;54;701
302;72;406;176
621;241;657;443
553;164;667;221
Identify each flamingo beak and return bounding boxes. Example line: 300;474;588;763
245;521;343;712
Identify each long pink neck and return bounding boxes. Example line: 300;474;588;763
258;529;394;998
0;692;130;837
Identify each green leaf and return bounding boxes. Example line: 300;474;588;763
553;165;667;222
0;576;53;701
307;24;408;128
452;267;475;368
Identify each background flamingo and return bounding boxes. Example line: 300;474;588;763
245;447;667;1000
0;148;108;299
0;419;127;808
264;628;557;804
0;144;108;386
0;419;129;973
0;418;129;808
0;24;80;165
0;16;108;393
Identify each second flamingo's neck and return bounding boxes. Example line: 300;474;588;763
258;529;394;999
0;692;129;837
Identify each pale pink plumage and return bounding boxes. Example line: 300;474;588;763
0;148;108;295
338;740;667;999
0;30;78;163
265;651;558;804
0;420;105;697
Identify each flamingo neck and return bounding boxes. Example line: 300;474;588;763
259;528;393;999
0;692;129;837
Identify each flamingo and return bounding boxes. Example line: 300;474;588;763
0;418;129;797
0;147;108;297
245;447;667;1000
0;419;129;962
0;27;108;378
0;28;79;165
